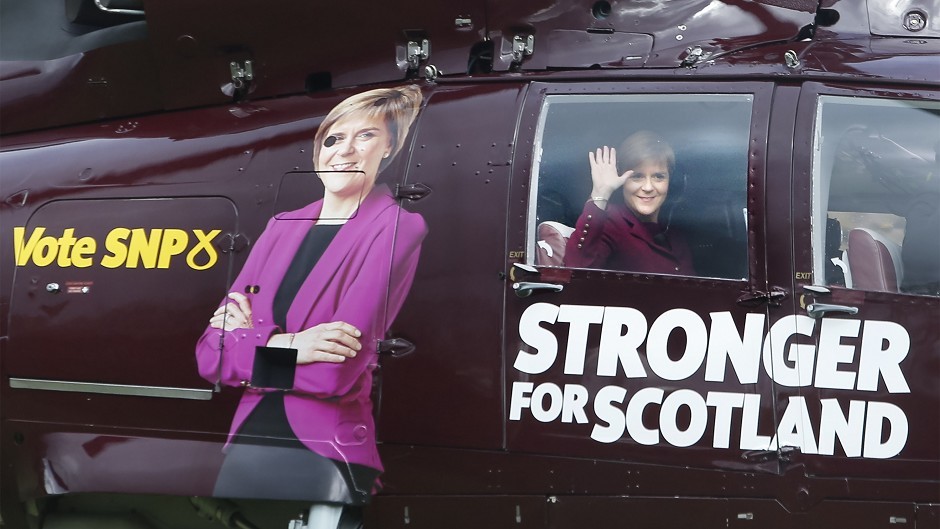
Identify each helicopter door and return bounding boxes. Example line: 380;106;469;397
788;83;940;482
504;82;782;474
8;196;237;398
375;83;524;451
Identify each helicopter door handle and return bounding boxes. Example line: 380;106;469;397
806;303;859;319
377;337;416;358
512;282;563;298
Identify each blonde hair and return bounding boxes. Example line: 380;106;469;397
617;130;675;175
313;85;423;173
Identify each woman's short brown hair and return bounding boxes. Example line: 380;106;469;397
312;85;423;173
617;130;675;175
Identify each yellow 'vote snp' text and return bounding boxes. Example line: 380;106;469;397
13;227;222;271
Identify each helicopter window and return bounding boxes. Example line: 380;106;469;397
812;96;940;297
528;93;752;280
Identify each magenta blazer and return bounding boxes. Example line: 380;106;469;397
564;200;695;275
195;185;427;471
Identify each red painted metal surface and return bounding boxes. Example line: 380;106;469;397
1;0;938;526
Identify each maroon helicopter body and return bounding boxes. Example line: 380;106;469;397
1;1;938;527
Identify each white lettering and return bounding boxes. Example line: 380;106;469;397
818;399;865;457
530;383;564;423
510;304;915;460
562;384;590;424
509;381;534;420
511;382;591;425
705;312;764;384
626;387;663;446
857;321;910;393
771;396;818;454
740;393;772;450
591;385;627;443
660;389;708;448
763;315;816;387
863;401;908;459
647;308;708;381
515;303;560;374
597;307;648;378
815;318;861;390
706;391;745;449
558;305;604;376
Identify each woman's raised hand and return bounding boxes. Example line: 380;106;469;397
588;146;634;201
290;321;362;365
209;292;254;331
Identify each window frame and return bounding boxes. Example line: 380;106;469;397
523;85;761;282
808;91;940;297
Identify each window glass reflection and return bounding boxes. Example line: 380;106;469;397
530;94;752;280
812;96;940;297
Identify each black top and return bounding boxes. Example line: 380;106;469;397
242;222;341;442
272;223;342;330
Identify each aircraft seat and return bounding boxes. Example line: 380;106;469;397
536;221;575;266
824;217;846;286
846;228;904;293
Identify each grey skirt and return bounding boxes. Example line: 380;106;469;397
213;393;379;505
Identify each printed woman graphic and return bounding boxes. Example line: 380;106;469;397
195;85;425;526
565;131;695;274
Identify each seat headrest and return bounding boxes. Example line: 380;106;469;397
847;228;903;293
536;221;575;267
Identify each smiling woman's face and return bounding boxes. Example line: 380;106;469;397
622;159;670;223
316;111;391;199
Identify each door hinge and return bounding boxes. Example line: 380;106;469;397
406;39;430;71
395;182;431;201
741;445;800;464
217;232;249;254
229;60;254;100
681;45;712;67
378;337;416;358
511;34;535;66
737;287;788;307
